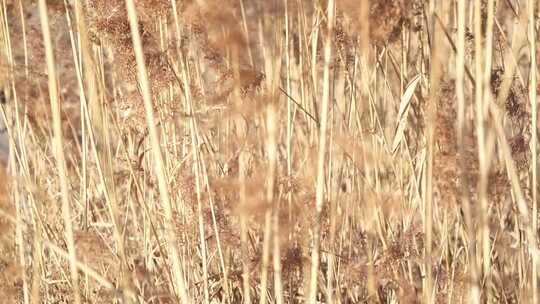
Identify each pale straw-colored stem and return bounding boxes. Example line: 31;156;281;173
37;1;81;303
308;0;334;303
124;0;190;302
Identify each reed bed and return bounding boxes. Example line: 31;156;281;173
0;0;539;303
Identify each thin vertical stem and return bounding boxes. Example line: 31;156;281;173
473;0;485;298
239;151;251;304
37;1;81;303
528;0;538;302
456;0;480;303
481;0;496;297
124;1;190;302
308;0;334;303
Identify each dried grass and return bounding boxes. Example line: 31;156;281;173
0;0;538;303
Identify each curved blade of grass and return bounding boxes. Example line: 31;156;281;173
391;74;421;154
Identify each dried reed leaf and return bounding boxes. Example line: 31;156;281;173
391;74;421;154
